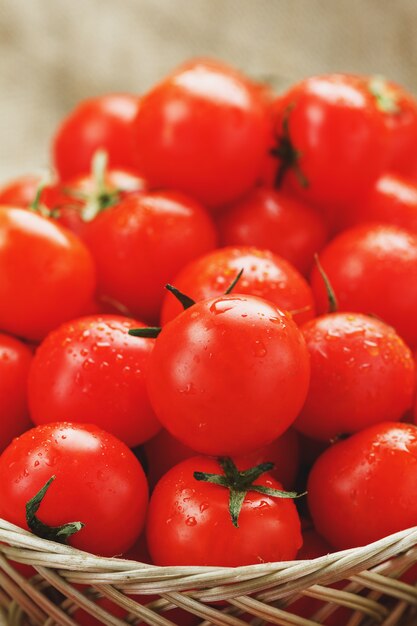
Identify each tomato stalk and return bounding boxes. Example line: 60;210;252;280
194;457;303;528
77;150;121;221
129;270;245;339
314;253;338;313
270;104;309;190
26;476;84;544
368;76;399;114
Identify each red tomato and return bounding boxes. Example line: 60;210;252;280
146;294;310;456
0;174;44;207
268;75;386;211
311;224;417;348
0;423;148;556
160;246;315;327
85;191;217;324
145;427;300;491
217;188;328;275
28;316;160;448
367;77;417;177
349;173;417;235
295;313;415;441
133;59;270;209
0;207;96;341
0;333;33;453
297;528;332;560
147;456;302;566
308;422;417;549
52;94;141;181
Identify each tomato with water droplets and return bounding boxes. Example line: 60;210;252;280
145;294;310;456
28;316;160;447
0;423;148;556
147;456;302;566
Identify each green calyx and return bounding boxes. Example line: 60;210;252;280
26;476;84;544
270;103;309;190
314;253;338;313
128;269;245;339
76;150;120;222
368;76;400;115
194;457;303;528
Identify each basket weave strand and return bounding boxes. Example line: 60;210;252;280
1;518;417;625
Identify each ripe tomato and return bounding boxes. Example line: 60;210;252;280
311;224;417;348
85;191;217;324
52;94;141;181
308;422;417;549
268;75;386;211
0;423;148;556
349;173;417;235
217;188;328;275
295;313;415;441
160;246;315;327
133;59;270;209
0;333;33;453
0;174;44;207
145;427;300;491
28;315;160;448
367;77;417;177
146;456;302;566
0;207;96;341
145;294;310;456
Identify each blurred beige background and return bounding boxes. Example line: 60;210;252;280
1;0;417;180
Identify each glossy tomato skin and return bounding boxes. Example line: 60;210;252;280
133;59;270;209
53;94;141;181
85;191;217;324
0;174;44;207
373;79;417;177
145;427;300;491
0;208;96;341
0;333;33;453
217;188;328;275
295;313;415;441
308;422;417;549
147;295;310;456
0;423;148;556
161;246;315;327
270;75;386;210
349;173;417;235
311;225;417;348
28;316;160;447
147;456;302;567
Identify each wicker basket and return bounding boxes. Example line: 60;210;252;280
1;518;417;626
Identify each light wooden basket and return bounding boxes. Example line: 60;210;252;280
1;518;417;626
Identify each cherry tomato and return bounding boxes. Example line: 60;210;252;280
52;94;141;181
311;224;417;348
367;77;417;177
0;174;44;207
145;427;300;491
217;188;328;275
161;246;315;327
295;313;415;441
0;423;148;556
308;422;417;549
349;173;417;235
0;207;96;341
146;294;310;456
0;333;33;453
133;59;270;209
28;315;160;448
268;75;386;212
85;191;217;324
146;456;302;566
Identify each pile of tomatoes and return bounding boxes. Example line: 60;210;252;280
1;57;417;622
